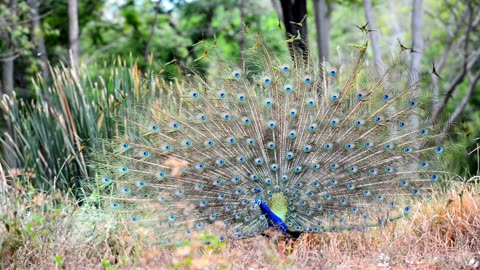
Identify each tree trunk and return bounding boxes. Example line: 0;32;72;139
408;0;424;86
409;0;424;131
1;0;17;97
387;1;401;39
240;0;246;69
363;0;385;74
28;0;49;80
280;0;308;62
68;0;79;69
313;0;330;62
144;1;161;63
1;54;14;97
270;0;283;22
1;0;18;168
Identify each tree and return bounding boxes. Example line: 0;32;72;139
0;0;18;168
144;1;162;63
1;0;17;97
313;0;332;62
279;0;308;61
362;0;385;73
435;1;480;134
408;0;424;86
429;1;480;132
68;0;79;69
27;0;49;80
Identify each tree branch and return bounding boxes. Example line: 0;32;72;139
436;7;469;72
432;1;474;124
144;1;162;62
442;69;480;134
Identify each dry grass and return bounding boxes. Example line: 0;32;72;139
1;179;480;269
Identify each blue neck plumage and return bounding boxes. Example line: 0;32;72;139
258;202;287;233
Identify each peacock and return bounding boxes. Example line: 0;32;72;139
93;29;449;246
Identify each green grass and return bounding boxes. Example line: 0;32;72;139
0;58;164;193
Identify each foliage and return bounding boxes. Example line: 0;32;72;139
0;2;34;59
0;1;39;94
80;0;283;74
38;0;104;64
0;58;155;191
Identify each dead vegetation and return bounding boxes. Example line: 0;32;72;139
1;178;479;269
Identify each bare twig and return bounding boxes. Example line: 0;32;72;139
144;1;162;62
443;70;480;134
432;2;474;124
436;7;469;72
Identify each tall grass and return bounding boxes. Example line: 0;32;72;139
0;58;163;193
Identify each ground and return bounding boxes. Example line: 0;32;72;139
1;182;479;269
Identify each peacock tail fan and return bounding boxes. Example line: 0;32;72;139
91;30;452;246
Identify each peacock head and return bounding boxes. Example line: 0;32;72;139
254;197;263;206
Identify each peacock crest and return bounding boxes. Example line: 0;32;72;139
93;30;448;245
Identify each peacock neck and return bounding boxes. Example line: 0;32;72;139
258;193;288;233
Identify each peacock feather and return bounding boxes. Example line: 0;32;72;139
93;30;449;246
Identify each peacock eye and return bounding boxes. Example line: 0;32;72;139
217;91;226;98
264;98;273;107
289;109;297;117
232;70;241;78
304;75;312;83
263;76;272;85
284;84;292;93
190;91;200;99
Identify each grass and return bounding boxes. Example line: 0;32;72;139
1;172;479;269
0;58;157;192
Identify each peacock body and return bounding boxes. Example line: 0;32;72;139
94;32;448;245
